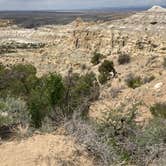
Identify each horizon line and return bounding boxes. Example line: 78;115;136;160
0;5;157;12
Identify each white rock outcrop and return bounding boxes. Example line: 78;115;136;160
148;5;166;12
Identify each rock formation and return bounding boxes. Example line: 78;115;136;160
0;6;165;119
148;5;166;12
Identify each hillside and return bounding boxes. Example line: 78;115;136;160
0;6;166;166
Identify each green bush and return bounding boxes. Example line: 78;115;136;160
0;64;99;128
96;104;166;165
0;63;5;72
118;53;130;65
125;74;143;89
28;73;64;128
42;73;64;106
0;97;28;127
98;73;108;85
27;71;98;128
98;60;116;84
0;65;65;128
0;63;38;97
150;103;166;119
137;118;166;146
73;72;97;96
99;60;116;75
28;89;51;128
63;72;99;118
91;52;103;65
96;105;138;164
11;63;37;76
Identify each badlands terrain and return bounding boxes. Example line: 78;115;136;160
0;6;166;166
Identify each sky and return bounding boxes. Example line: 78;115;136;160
0;0;165;10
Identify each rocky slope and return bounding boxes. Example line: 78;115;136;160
0;6;166;165
0;6;165;75
1;6;165;119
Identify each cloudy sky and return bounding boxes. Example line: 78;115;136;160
0;0;165;10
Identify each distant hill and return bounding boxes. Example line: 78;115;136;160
82;5;166;12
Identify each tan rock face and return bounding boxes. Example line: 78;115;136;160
0;19;13;27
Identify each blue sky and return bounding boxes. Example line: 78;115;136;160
0;0;165;10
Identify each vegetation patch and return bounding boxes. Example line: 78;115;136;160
125;74;143;89
143;75;155;84
118;53;131;65
0;64;99;130
98;60;116;84
0;41;45;54
150;103;166;119
91;52;103;65
95;104;166;165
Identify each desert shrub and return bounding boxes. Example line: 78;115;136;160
28;71;99;128
42;73;64;106
163;57;166;69
96;104;166;165
98;73;108;85
143;75;155;84
125;74;143;89
10;64;38;95
91;52;103;65
118;53;130;65
0;63;38;97
65;119;112;165
28;73;64;128
0;64;99;128
63;72;99;118
98;60;116;84
135;118;166;165
11;63;37;76
28;89;51;128
98;60;116;75
96;105;138;164
0;63;5;72
0;65;8;92
137;118;166;146
0;97;28;127
150;103;166;119
0;66;65;128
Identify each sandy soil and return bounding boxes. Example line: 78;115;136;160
0;134;94;166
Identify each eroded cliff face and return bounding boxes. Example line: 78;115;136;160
0;8;166;121
1;8;166;56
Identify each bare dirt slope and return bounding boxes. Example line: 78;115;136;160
0;134;94;166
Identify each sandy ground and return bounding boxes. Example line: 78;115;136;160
0;134;94;166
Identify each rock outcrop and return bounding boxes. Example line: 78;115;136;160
148;5;166;12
